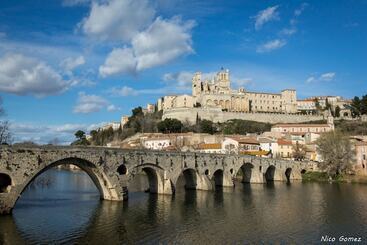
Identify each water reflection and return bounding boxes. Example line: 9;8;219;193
0;168;366;243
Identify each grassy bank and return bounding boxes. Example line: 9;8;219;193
302;171;367;184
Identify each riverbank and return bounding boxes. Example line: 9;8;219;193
302;171;367;184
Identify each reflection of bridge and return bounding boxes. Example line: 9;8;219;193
0;146;312;214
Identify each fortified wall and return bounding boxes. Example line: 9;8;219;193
162;107;325;124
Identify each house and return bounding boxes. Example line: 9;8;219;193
354;141;367;175
197;143;223;154
276;139;293;159
142;137;172;150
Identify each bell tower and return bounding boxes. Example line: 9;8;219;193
192;72;202;97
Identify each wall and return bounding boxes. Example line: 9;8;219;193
163;107;324;124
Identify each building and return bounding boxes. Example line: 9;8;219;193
142;137;172;150
297;99;317;114
276;139;293;159
271;116;334;134
354;141;367;175
158;68;298;114
101;122;121;131
197;143;222;154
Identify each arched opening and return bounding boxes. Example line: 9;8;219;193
12;162;105;242
301;169;307;174
0;173;12;193
212;169;223;188
265;165;276;182
128;166;161;194
285;168;292;182
176;169;197;192
237;163;253;183
117;164;127;175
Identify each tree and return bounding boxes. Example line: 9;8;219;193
75;130;86;140
350;96;361;117
199;119;216;134
334;106;341;118
0;121;11;144
316;130;354;179
0;98;11;144
157;118;183;133
72;130;90;146
292;142;306;161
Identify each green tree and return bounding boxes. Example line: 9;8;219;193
157;118;183;133
199;119;216;134
350;96;361;117
75;130;86;140
316;130;354;179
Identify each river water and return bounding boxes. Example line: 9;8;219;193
1;168;367;244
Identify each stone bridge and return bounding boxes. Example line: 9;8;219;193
0;146;313;215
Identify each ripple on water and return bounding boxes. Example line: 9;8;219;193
3;169;367;244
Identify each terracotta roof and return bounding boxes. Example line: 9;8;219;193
277;139;293;145
227;136;259;145
273;124;331;128
355;142;367;146
198;143;222;150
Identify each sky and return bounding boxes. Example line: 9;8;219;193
0;0;366;144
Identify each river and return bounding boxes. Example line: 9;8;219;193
0;168;366;244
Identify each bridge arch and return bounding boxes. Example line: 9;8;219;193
212;169;223;187
0;173;12;193
237;163;254;183
265;165;276;182
128;164;173;195
285;168;292;182
2;157;122;214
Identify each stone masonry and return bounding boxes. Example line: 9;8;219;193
0;145;312;215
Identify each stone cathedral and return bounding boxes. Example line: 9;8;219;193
157;68;298;114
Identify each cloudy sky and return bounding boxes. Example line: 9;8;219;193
0;0;366;144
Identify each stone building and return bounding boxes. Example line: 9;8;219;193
158;68;298;114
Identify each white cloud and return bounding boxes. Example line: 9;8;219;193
163;71;195;87
73;92;117;113
306;72;336;83
10;121;107;145
62;0;90;6
257;39;286;53
280;27;297;36
107;104;120;112
80;0;155;42
253;5;280;30
99;47;137;77
320;72;336;81
109;86;139;96
132;17;195;71
294;3;308;16
99;17;195;76
0;53;71;97
60;55;85;72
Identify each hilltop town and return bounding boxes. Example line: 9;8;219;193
83;69;367;177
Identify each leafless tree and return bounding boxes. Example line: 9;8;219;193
292;142;306;161
316;130;354;178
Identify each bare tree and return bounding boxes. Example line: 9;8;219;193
292;142;306;161
316;130;354;178
0;97;11;144
0;121;11;144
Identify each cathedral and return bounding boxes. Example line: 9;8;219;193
157;68;298;114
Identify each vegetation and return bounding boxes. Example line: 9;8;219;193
315;130;354;179
71;130;90;146
350;94;367;117
292;142;306;161
157;118;183;133
0;97;11;145
220;119;271;135
335;120;367;135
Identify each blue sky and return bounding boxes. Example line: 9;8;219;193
0;0;366;144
